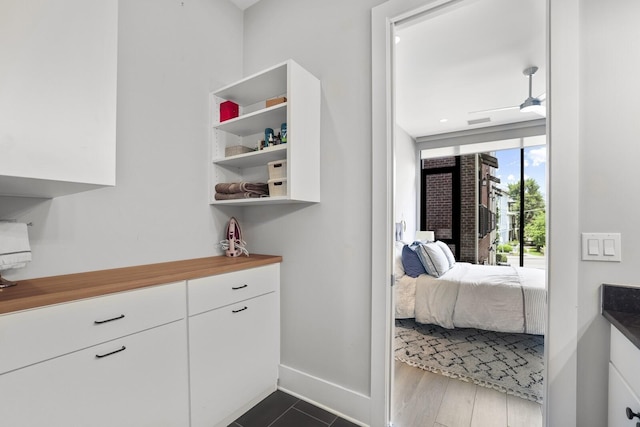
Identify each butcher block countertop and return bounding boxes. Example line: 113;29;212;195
0;254;282;315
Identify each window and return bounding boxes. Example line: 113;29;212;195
420;138;546;269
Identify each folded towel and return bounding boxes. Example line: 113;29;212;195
0;253;31;270
0;222;32;271
214;192;267;201
215;182;269;195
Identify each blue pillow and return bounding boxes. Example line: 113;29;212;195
401;244;428;277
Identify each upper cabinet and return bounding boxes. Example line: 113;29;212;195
0;0;118;198
210;60;320;206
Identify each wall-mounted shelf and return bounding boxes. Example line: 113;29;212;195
209;60;320;206
213;145;286;169
214;103;287;137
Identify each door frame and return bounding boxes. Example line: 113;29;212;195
371;0;581;425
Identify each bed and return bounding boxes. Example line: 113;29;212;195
394;243;547;335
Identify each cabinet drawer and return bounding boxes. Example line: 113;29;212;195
188;264;279;315
0;281;186;374
611;326;640;399
0;320;190;427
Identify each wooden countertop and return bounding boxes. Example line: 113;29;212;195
0;254;282;315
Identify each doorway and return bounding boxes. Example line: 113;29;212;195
370;0;551;426
393;137;547;426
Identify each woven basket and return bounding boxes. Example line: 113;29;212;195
225;145;254;157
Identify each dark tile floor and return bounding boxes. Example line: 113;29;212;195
229;390;359;427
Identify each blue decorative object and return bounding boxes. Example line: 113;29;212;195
401;244;427;277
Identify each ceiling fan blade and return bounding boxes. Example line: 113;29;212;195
522;104;546;117
469;105;519;115
537;92;546;102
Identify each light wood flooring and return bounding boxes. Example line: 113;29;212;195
392;360;543;427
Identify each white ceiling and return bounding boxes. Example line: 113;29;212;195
395;0;546;138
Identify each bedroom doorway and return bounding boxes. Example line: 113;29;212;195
394;137;547;426
388;0;547;425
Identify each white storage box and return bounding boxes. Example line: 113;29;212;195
268;178;287;197
267;160;287;179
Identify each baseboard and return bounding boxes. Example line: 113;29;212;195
278;364;371;426
213;385;276;427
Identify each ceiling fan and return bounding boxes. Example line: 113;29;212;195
470;66;546;117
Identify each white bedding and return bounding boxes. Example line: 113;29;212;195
395;262;546;335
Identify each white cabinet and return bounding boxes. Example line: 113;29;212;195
0;0;117;198
0;321;189;427
0;261;282;427
0;282;189;427
188;264;280;427
608;325;640;426
0;281;185;375
210;60;320;205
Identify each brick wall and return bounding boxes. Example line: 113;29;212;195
422;154;497;264
459;155;476;263
424;173;453;240
423;157;456;168
476;162;492;264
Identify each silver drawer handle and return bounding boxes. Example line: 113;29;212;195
232;306;248;313
94;314;125;324
232;284;248;290
95;346;126;359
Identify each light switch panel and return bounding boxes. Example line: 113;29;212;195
582;233;622;262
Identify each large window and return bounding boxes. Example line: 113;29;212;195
496;146;546;269
419;135;546;269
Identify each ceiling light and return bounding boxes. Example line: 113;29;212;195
395;36;401;44
439;118;448;123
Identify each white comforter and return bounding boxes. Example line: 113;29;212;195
395;262;546;335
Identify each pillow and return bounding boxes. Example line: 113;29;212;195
401;244;427;277
436;240;456;269
415;242;450;278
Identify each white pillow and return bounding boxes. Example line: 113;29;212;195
436;240;456;269
415;242;450;277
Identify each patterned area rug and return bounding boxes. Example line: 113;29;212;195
395;319;544;403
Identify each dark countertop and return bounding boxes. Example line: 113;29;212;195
602;283;640;350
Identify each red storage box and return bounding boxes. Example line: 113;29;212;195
219;101;239;122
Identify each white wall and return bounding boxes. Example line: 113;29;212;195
1;0;244;280
577;1;640;425
394;126;418;242
6;1;637;425
241;0;386;422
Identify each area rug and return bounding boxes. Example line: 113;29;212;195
395;318;544;403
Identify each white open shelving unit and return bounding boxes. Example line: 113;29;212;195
210;60;320;206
